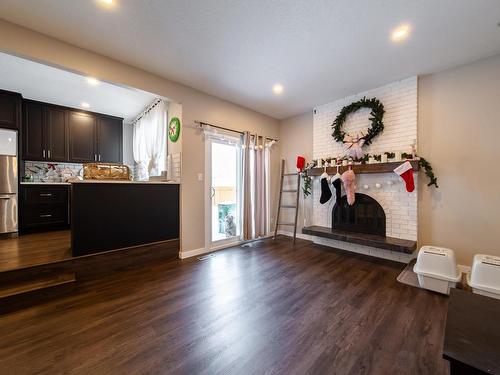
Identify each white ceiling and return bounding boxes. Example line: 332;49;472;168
0;52;158;123
1;0;499;119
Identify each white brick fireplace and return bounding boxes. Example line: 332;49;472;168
310;77;418;263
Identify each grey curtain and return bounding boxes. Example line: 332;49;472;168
254;135;268;237
242;132;269;240
242;131;253;240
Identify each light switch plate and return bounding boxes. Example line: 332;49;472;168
198;173;203;181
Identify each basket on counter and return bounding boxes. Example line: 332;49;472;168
83;163;131;181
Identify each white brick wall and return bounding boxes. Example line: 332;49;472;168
313;76;418;159
310;77;418;262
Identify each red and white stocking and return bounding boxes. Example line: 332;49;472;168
394;161;415;192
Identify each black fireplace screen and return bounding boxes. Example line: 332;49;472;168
332;193;386;236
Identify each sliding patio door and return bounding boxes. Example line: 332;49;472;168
205;133;242;249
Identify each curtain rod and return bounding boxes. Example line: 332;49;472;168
132;98;165;125
194;120;279;142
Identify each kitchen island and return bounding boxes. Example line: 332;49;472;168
71;181;180;256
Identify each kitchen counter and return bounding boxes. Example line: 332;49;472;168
21;180;179;185
71;180;180;184
21;182;71;185
71;181;180;256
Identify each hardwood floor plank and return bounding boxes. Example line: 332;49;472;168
0;237;449;374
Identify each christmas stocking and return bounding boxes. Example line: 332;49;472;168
394;161;415;192
296;155;305;172
319;172;332;204
341;169;356;205
332;177;342;201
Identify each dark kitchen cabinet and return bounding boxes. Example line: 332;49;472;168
98;116;123;163
22;99;123;163
23;101;45;160
0;89;22;130
68;111;97;163
23;101;69;161
45;106;68;161
20;184;70;232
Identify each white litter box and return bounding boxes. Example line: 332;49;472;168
413;246;461;295
467;254;500;300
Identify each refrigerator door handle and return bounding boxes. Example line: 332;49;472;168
0;195;13;199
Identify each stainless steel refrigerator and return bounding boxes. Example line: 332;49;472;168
0;128;18;234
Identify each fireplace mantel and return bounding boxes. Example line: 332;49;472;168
306;160;419;176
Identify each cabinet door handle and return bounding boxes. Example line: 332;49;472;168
39;193;53;197
48;150;51;158
43;149;46;158
98;154;101;162
39;214;52;218
94;154;97;161
0;195;12;199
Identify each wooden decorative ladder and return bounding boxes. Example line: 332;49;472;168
274;159;301;244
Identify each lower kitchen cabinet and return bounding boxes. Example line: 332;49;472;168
20;185;70;232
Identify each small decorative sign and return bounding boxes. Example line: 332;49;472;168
168;117;181;142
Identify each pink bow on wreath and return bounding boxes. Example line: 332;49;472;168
343;133;365;159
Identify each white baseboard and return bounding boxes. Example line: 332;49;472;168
179;235;274;259
179;247;211;259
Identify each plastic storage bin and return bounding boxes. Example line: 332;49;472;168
467;254;500;300
413;246;461;295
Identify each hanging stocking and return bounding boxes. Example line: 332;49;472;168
319;172;332;204
341;169;356;205
332;177;342;201
296;155;305;172
394;161;415;192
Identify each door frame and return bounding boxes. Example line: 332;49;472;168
204;131;243;252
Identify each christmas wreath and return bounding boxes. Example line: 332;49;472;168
332;97;385;149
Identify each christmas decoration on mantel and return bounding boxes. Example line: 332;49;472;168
326;96;438;190
332;96;385;159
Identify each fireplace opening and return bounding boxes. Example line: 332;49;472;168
332;193;386;236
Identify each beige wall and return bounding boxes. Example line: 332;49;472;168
278;111;314;234
418;54;500;265
0;20;280;254
279;54;500;265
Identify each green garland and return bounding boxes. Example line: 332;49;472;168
301;171;312;197
332;97;385;146
418;157;438;188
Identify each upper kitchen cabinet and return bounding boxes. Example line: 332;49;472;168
68;110;97;163
23;101;45;160
23;100;69;161
45;105;68;161
0;89;22;130
22;99;123;163
97;116;123;163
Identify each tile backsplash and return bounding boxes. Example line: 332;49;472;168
24;161;83;182
24;161;136;181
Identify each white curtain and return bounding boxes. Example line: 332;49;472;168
133;100;167;180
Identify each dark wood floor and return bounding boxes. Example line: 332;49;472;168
0;237;449;374
0;230;71;272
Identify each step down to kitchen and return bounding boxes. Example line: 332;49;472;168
282;190;297;192
281;205;297;208
0;272;76;300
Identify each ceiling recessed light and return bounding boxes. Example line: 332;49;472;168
97;0;115;8
86;77;100;86
391;24;411;43
272;83;284;95
81;102;90;109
